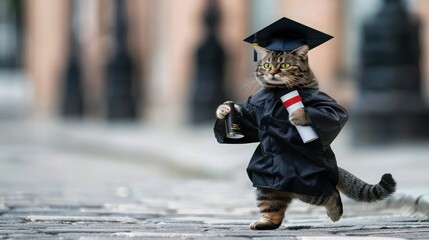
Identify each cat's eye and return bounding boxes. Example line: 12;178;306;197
280;63;291;69
263;63;271;69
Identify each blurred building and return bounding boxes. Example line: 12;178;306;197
1;0;428;127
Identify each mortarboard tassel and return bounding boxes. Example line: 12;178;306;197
252;33;258;62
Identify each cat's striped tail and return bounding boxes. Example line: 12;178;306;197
336;167;396;202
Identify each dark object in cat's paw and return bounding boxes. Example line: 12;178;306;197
288;107;311;126
250;220;281;230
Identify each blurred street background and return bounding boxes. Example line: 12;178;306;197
1;0;429;239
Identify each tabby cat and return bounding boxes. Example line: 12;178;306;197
216;45;396;230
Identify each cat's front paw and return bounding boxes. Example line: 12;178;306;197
216;103;242;120
289;107;311;126
216;104;231;120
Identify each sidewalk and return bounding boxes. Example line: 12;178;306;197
0;119;428;239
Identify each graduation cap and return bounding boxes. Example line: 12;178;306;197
244;17;333;61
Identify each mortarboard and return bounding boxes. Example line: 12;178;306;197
244;17;333;61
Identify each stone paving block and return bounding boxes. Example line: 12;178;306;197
0;235;63;240
6;208;84;217
114;232;222;238
252;237;298;240
166;215;254;225
26;215;138;223
38;229;132;235
101;203;168;215
76;209;164;220
0;223;62;230
298;237;406;240
58;233;118;239
80;237;175;240
0;217;25;224
0;229;37;235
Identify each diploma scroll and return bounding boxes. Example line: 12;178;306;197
281;90;318;143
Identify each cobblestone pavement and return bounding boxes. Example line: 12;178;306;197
1;120;429;239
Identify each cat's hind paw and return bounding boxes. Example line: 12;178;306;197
250;219;281;230
325;191;343;222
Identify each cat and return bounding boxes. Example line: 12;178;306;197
215;45;396;230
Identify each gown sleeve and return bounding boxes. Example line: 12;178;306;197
305;91;348;151
214;98;260;144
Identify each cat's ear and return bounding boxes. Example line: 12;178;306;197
254;45;270;60
292;45;309;60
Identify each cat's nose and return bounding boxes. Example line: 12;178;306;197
270;68;279;75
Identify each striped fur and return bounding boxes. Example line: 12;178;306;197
251;188;292;230
337;167;396;202
251;170;396;230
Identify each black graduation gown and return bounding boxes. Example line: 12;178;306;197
214;88;348;199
